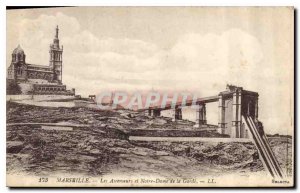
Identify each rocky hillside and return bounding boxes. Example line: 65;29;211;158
6;102;292;178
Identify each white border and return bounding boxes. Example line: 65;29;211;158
1;1;298;192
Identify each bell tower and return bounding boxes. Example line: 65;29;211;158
49;25;63;84
9;45;27;81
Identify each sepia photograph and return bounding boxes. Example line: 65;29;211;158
6;6;294;187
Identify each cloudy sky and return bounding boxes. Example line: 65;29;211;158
6;7;293;134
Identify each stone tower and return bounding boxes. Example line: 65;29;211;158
49;25;63;84
8;45;27;81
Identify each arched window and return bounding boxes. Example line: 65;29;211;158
17;67;21;75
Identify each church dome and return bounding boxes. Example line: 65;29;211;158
13;45;25;55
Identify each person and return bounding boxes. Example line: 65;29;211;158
257;121;265;136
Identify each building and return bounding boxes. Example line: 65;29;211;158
7;26;75;95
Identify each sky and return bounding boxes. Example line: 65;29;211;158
6;7;294;134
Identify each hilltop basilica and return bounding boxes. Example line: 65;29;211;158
7;26;75;95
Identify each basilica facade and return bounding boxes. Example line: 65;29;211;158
7;26;75;95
